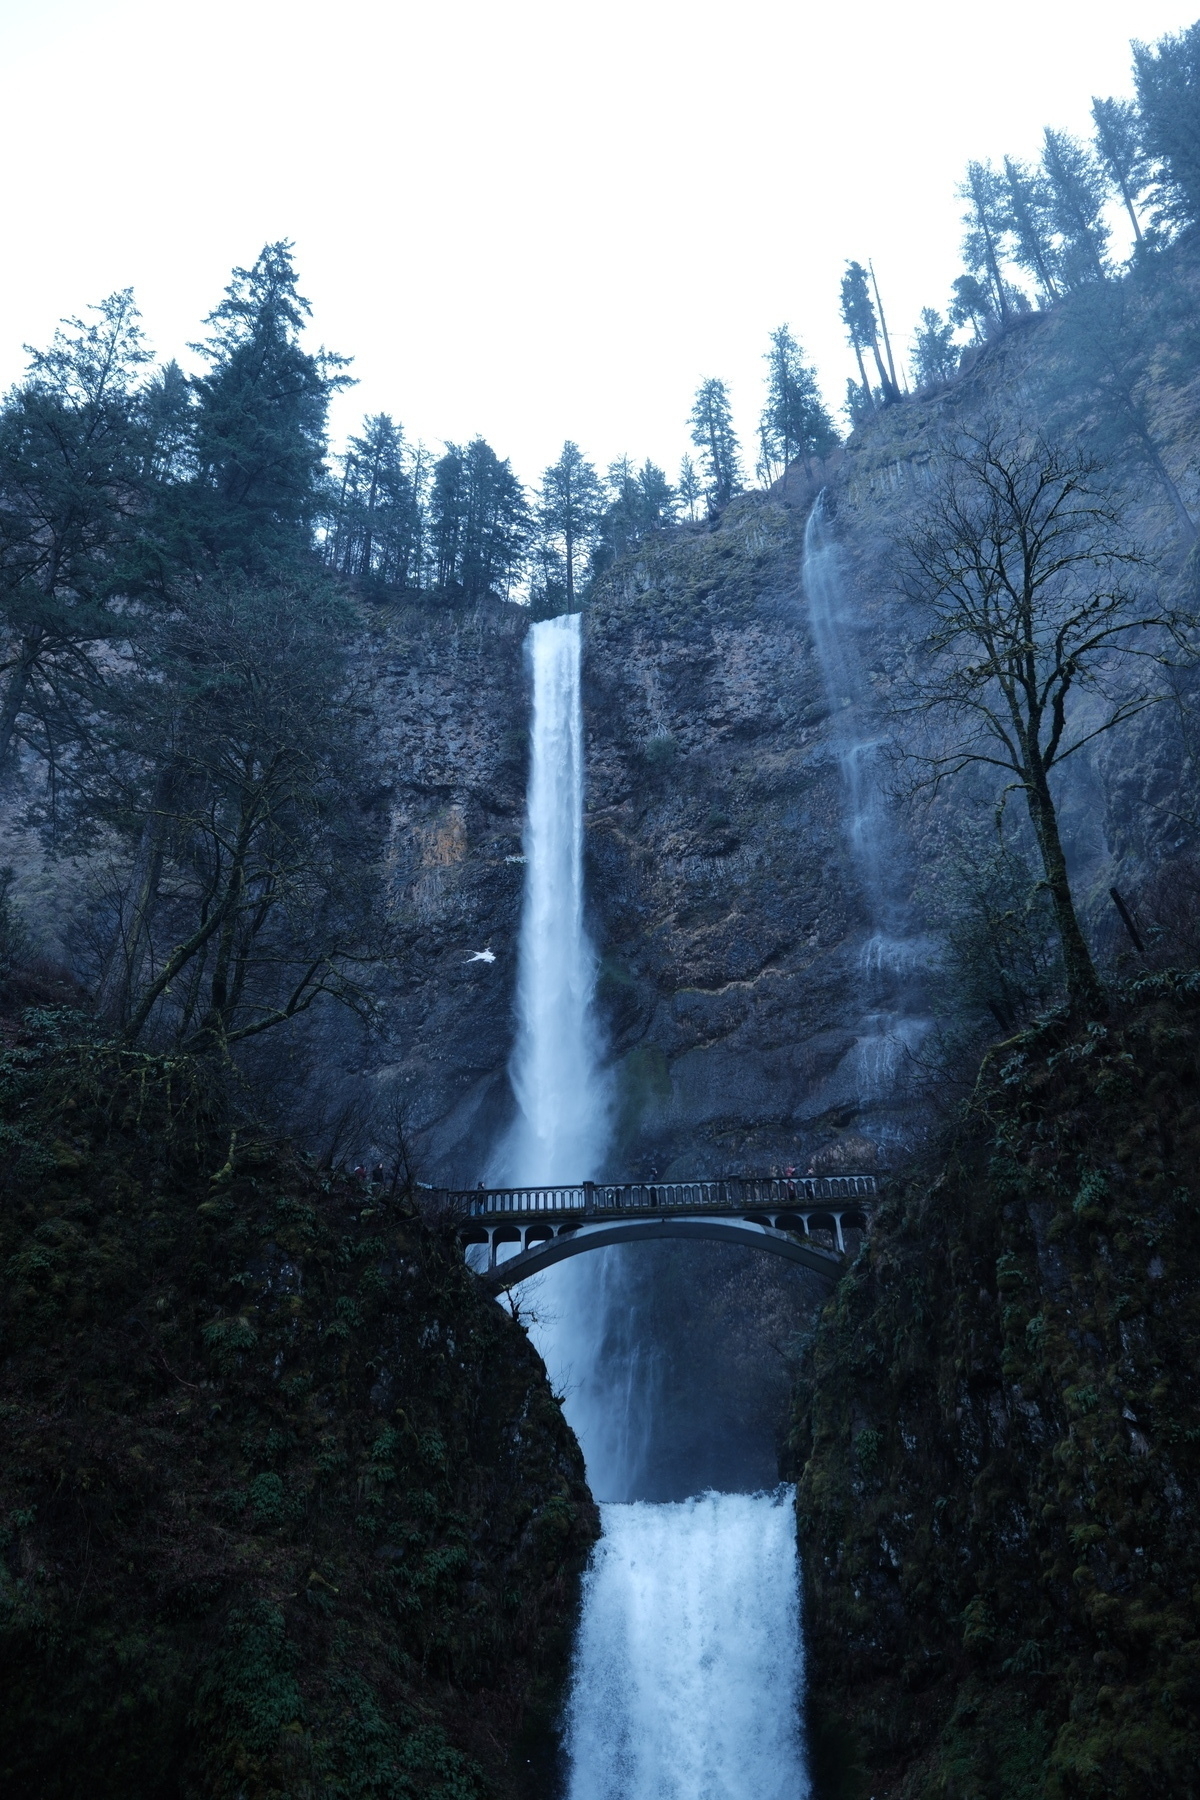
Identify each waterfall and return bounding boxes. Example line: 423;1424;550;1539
496;610;811;1798
493;611;644;1496
802;493;930;1113
563;1491;809;1800
496;611;609;1186
803;490;898;934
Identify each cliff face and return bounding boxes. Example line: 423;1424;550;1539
581;498;904;1177
288;251;1200;1191
788;976;1200;1800
292;490;923;1185
0;1017;597;1799
261;597;531;1186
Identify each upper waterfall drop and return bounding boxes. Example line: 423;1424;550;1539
497;611;610;1187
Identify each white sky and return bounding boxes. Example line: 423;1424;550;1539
0;0;1196;488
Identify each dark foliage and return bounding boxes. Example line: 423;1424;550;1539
791;978;1200;1800
0;1013;597;1798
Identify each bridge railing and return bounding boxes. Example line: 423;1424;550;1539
444;1173;877;1219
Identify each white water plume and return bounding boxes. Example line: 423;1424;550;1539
495;611;609;1185
803;494;894;924
563;1489;810;1800
803;493;931;1113
491;615;648;1496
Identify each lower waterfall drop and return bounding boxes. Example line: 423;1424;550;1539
498;611;811;1796
563;1491;809;1800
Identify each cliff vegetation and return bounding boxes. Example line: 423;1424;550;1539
0;1004;596;1799
790;975;1200;1800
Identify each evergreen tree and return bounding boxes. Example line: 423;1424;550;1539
325;414;425;592
678;455;703;522
1002;157;1060;301
1091;95;1152;244
429;445;467;592
839;264;898;405
187;242;350;574
140;360;195;488
949;274;995;342
758;325;838;481
1042;129;1110;286
688;378;743;511
528;541;568;619
910;309;958;388
459;438;529;602
0;290;153;766
844;379;873;426
537;441;602;610
593;458;677;571
958;161;1012;324
1133;22;1200;229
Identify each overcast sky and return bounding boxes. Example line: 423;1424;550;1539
0;0;1196;488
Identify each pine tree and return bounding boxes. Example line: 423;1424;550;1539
459;438;529;602
187;242;350;574
429;445;467;592
949;274;995;342
537;442;602;610
958;162;1012;324
844;379;873;426
325;415;425;592
688;378;743;511
1042;129;1110;286
910;309;958;388
839;264;898;405
758;326;838;481
1133;22;1200;229
0;290;154;766
140;360;195;488
1002;157;1060;301
678;455;703;522
593;458;677;571
1091;95;1151;243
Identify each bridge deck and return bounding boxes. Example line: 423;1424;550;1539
442;1173;877;1224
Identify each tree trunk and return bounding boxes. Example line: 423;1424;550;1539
852;345;875;411
96;759;181;1025
0;642;38;767
869;263;900;394
1134;421;1197;542
1119;182;1144;244
1025;771;1104;1010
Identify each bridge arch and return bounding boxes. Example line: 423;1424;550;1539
466;1216;843;1291
448;1174;876;1293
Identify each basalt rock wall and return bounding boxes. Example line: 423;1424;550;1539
285;252;1200;1189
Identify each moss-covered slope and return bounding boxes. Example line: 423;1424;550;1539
0;1017;597;1798
790;976;1200;1800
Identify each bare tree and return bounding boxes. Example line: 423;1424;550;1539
80;578;386;1050
899;427;1188;1009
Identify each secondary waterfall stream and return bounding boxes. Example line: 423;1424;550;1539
802;492;930;1118
496;612;811;1797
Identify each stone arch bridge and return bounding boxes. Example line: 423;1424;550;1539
437;1175;877;1291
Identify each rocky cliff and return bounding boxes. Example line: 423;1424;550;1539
300;248;1200;1192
